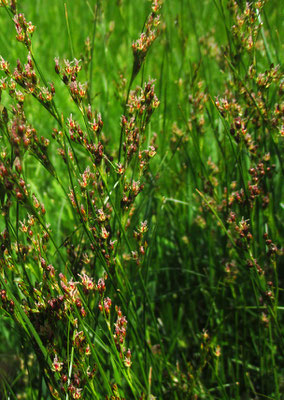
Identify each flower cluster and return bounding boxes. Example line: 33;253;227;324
0;287;15;315
113;306;132;367
66;113;104;162
0;0;17;13
0;53;55;109
131;0;162;78
55;58;88;103
121;79;159;167
229;0;266;53
13;13;35;47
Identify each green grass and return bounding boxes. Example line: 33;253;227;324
0;0;283;399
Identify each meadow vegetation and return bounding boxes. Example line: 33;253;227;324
0;0;283;398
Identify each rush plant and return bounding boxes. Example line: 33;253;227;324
0;0;283;399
